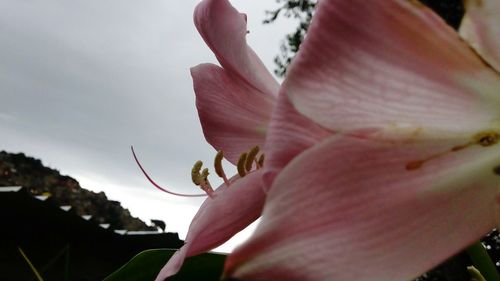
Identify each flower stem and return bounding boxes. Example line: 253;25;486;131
466;241;500;281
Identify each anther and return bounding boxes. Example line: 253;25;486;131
245;146;260;172
479;135;498;146
257;154;265;168
237;153;248;177
214;151;225;178
191;160;203;185
214;150;230;186
199;167;214;196
474;131;500;147
190;161;214;197
201;168;209;181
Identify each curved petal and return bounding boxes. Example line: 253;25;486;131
194;0;279;96
155;170;266;280
192;64;274;164
460;0;500;72
285;0;500;134
226;133;500;281
263;90;331;190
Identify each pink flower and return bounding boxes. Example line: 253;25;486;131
222;0;500;280
460;0;500;72
192;0;279;165
148;0;283;279
148;0;500;280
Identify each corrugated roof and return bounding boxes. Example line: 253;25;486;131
0;186;23;192
126;231;162;235
59;205;72;211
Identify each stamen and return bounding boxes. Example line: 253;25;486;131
245;146;260;172
190;161;214;197
131;146;207;197
214;150;230;186
214;151;224;177
257;154;265;168
201;168;210;181
237;152;248;177
199;168;214;197
191;160;203;185
474;131;500;147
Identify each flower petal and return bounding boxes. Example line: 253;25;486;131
194;0;279;96
155;170;266;280
460;0;500;72
285;0;500;134
226;133;500;281
192;64;274;164
263;91;331;190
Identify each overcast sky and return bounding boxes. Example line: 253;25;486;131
0;0;294;251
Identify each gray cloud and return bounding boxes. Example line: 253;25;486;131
0;0;294;223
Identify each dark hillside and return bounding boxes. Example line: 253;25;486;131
0;150;155;231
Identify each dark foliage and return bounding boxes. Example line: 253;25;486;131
264;0;317;77
419;0;464;29
264;0;464;77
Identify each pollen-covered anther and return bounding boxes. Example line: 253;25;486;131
237;152;248;177
191;160;203;186
236;146;265;178
214;150;230;186
257;154;265;169
474;131;500;147
245;146;260;172
191;160;214;197
201;168;209;181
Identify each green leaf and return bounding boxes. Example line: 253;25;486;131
104;249;226;281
